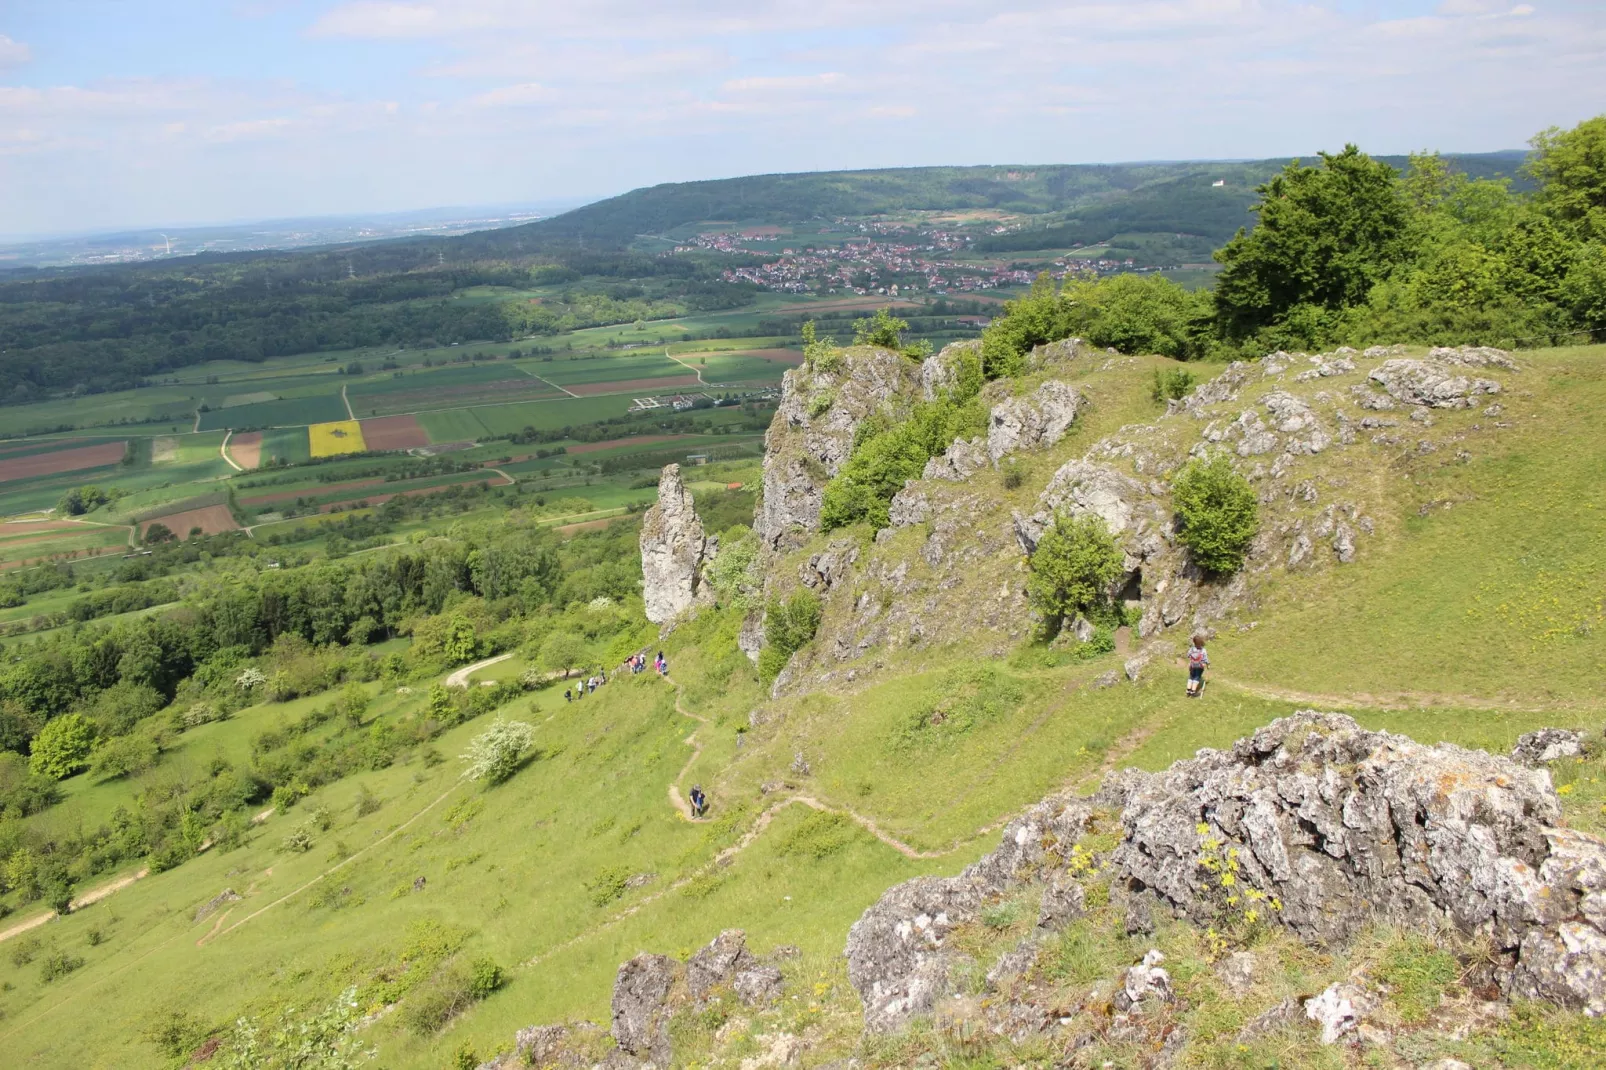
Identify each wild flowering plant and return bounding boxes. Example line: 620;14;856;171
1196;822;1281;953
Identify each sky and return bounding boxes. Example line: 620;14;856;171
2;0;1604;236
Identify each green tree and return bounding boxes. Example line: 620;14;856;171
1025;513;1124;633
853;307;911;350
1171;454;1259;575
441;613;478;664
427;683;455;722
1528;115;1606;241
28;713;96;780
539;631;584;678
337;683;370;728
1213;146;1412;345
759;592;822;681
980;273;1077;378
89;732;161;781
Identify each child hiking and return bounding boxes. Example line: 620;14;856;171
1186;633;1209;697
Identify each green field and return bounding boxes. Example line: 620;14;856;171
196;394;348;432
259;426;311;464
0;523;127;566
531;353;690;387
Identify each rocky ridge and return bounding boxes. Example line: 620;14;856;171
483;714;1603;1068
747;341;1515;690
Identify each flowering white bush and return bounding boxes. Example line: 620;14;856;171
460;718;536;784
235;667;267;691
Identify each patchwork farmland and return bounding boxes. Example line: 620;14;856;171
0;291;826;565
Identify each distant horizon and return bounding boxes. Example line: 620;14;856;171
0;147;1533;247
5;0;1601;237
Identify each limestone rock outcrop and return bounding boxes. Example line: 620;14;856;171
1367;358;1502;409
1512;728;1584;766
847;711;1606;1033
845;797;1093;1032
757;348;923;550
611;953;677;1065
985;380;1083;464
640;464;714;624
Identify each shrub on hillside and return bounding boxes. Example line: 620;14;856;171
39;949;85;983
1171;454;1259;575
459;718;536;785
892;665;1026;751
89;731;162;781
852;307;931;358
758;592;822;682
222;985;374;1066
819;393;985;531
981;272;1209;377
1026;513;1125;634
704;525;761;609
401;957;503;1037
142;1009;210;1060
1152;367;1196;403
28;713;96;780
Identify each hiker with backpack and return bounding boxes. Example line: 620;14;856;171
1186;633;1210;697
688;785;708;818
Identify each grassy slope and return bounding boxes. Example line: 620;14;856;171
2;344;1603;1067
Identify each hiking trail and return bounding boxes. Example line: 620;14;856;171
0;868;150;946
445;651;515;688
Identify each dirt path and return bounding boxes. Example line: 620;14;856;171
660;676;940;861
666;685;709;821
219;430;243;472
213;781;463;943
0;867;151;945
1208;675;1596;715
341;383;355;420
445;651;515;688
516;364;579;398
665;348;707;386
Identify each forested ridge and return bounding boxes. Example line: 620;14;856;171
0;153;1529;407
974;124;1606;361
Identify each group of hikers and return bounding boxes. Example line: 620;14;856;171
561;673;607;702
624;650;668;676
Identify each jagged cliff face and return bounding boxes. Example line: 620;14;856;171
639;463;715;625
746;340;1516;692
756;347;924;551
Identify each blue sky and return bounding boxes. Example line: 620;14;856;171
2;0;1604;235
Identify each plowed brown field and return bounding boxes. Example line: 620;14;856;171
228;432;263;469
359;415;430;450
140;504;239;539
0;441;126;482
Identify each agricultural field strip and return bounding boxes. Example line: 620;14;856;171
512;363;578;398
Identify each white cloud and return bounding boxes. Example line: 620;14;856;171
720;72;846;94
470;82;554;108
5;0;1606;233
0;35;30;70
206;116;293;142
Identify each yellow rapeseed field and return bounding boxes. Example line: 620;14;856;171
308;419;367;457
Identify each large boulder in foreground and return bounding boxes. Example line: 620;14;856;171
639;464;714;624
847;711;1606;1031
